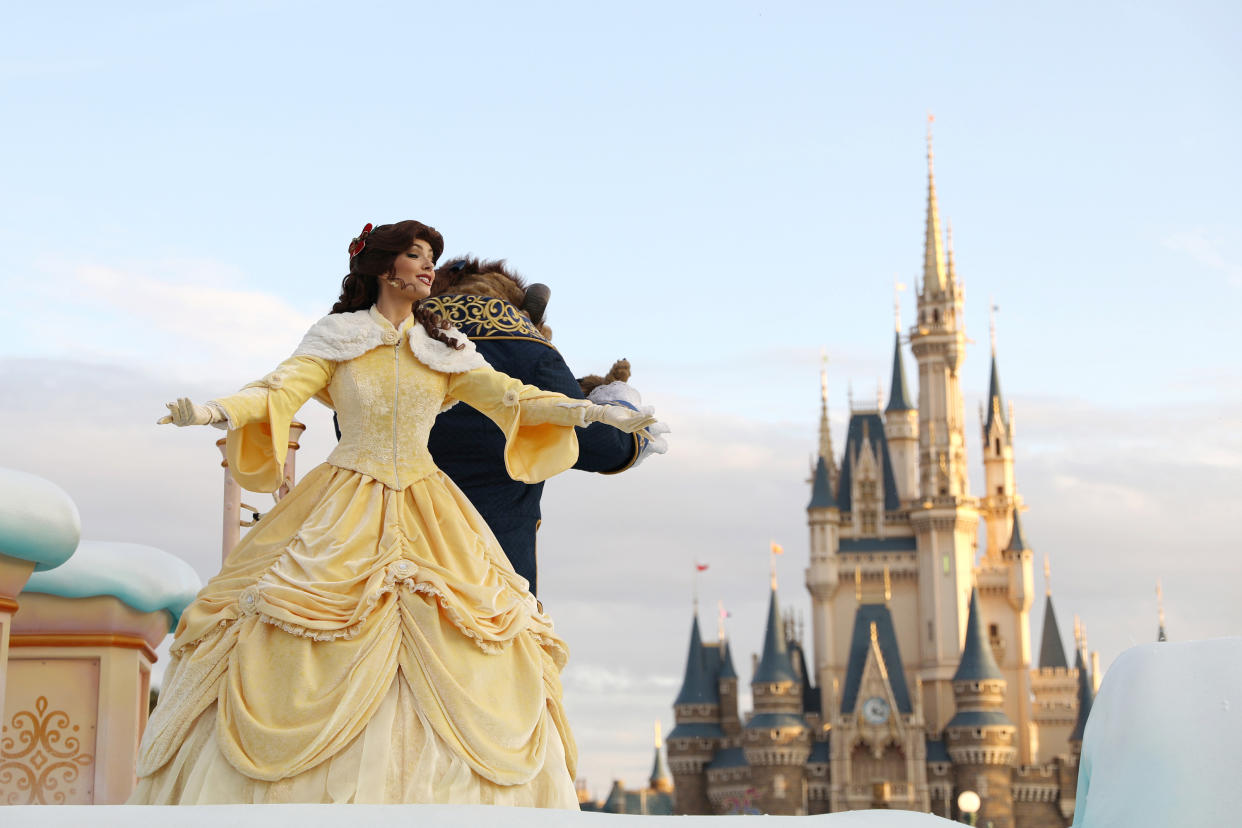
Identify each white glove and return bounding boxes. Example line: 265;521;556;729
583;402;658;434
157;397;226;427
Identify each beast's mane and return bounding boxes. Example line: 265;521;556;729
433;257;528;308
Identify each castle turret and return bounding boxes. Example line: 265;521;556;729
719;639;741;737
884;330;919;503
744;587;810;815
981;348;1020;560
909;124;979;732
946;588;1016;828
1068;641;1094;756
806;454;841;708
668;614;724;814
1029;560;1077;765
650;721;674;794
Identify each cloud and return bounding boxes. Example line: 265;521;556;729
1163;229;1242;287
3;258;318;383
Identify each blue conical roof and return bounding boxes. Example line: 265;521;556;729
719;639;737;680
1006;508;1029;552
1069;646;1095;742
985;353;1008;435
649;741;672;789
808;455;836;509
753;588;799;685
674;614;719;705
953;588;1004;682
886;331;915;412
1038;594;1069;669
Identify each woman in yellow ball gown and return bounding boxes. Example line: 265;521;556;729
132;220;654;806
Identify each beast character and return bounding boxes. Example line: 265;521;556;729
422;257;666;597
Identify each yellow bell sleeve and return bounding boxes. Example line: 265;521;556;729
211;356;335;493
445;366;588;484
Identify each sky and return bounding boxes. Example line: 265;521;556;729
2;0;1241;800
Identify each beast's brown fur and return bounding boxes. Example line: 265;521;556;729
578;359;631;397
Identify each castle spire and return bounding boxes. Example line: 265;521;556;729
753;586;799;684
954;587;1004;681
674;614;718;705
808;455;836;509
1069;643;1095;745
1004;507;1028;553
649;721;674;793
817;350;839;493
985;349;1008;436
886;330;915;413
1038;560;1069;670
922;115;947;296
1157;579;1168;642
945;221;958;294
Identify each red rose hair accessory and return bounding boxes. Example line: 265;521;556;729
348;223;374;258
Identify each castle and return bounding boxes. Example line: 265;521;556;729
667;134;1100;826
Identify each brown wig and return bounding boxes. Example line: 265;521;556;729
331;220;462;350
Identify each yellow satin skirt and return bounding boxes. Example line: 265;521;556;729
131;463;577;807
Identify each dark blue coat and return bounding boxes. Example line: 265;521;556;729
422;295;638;596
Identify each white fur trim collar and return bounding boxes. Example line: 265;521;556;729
406;319;486;373
292;307;486;373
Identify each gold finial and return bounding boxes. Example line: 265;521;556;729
1043;554;1052;596
1157;579;1166;627
654;720;663;749
945;222;956;281
894;278;907;332
848;381;855;411
1073;614;1081;647
855;566;862;600
876;380;884;410
883;565;892;601
819;347;829;407
927;112;935;172
718;599;728;644
989;299;999;354
870;621;879;643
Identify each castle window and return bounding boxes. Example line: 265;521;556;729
773;774;787;798
995;438;1001;455
861;510;877;534
933;309;941;324
996;485;1003;495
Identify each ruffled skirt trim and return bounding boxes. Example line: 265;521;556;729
130;676;578;807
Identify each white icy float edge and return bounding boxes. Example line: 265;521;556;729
21;540;202;629
1071;636;1242;827
2;803;956;827
0;466;81;571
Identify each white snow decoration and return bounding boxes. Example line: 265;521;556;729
1073;637;1242;827
1;802;957;827
21;540;202;631
0;466;81;571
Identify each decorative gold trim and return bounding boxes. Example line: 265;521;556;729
10;633;157;662
422;295;558;351
0;695;94;804
0;596;19;614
